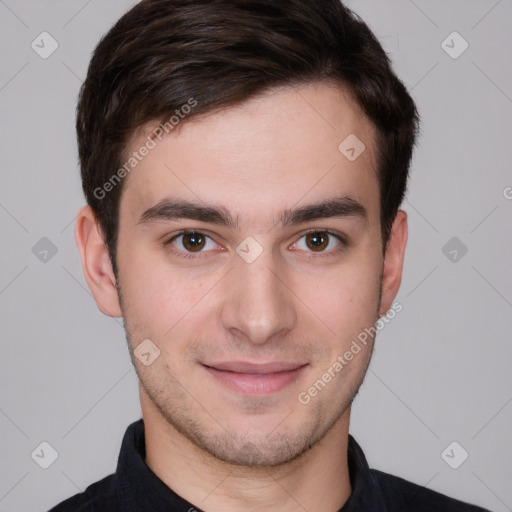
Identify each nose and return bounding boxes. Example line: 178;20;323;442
220;247;297;346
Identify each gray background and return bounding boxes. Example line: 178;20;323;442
0;0;511;511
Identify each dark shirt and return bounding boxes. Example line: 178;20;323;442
49;419;491;511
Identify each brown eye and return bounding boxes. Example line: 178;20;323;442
169;230;218;256
181;232;206;252
291;230;344;256
166;230;221;259
305;232;329;251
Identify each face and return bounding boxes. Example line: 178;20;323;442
113;82;388;467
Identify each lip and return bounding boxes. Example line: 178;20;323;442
202;361;308;395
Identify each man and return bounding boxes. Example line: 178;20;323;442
50;0;491;510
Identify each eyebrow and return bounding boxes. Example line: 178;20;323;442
137;195;368;229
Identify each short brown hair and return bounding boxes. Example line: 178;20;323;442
77;0;420;276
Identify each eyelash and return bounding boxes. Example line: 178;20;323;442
164;228;348;260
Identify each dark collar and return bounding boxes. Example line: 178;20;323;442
116;419;388;511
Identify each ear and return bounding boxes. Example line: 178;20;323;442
378;209;408;317
75;205;122;317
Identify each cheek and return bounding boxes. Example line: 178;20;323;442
116;246;170;330
292;257;381;341
118;250;217;340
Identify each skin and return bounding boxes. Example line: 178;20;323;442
75;81;408;512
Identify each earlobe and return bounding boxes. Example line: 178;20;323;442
74;205;122;317
378;209;408;317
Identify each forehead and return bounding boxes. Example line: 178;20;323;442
119;81;380;228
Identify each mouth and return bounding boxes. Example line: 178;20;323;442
201;361;308;395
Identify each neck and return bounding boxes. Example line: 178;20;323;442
141;391;352;512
